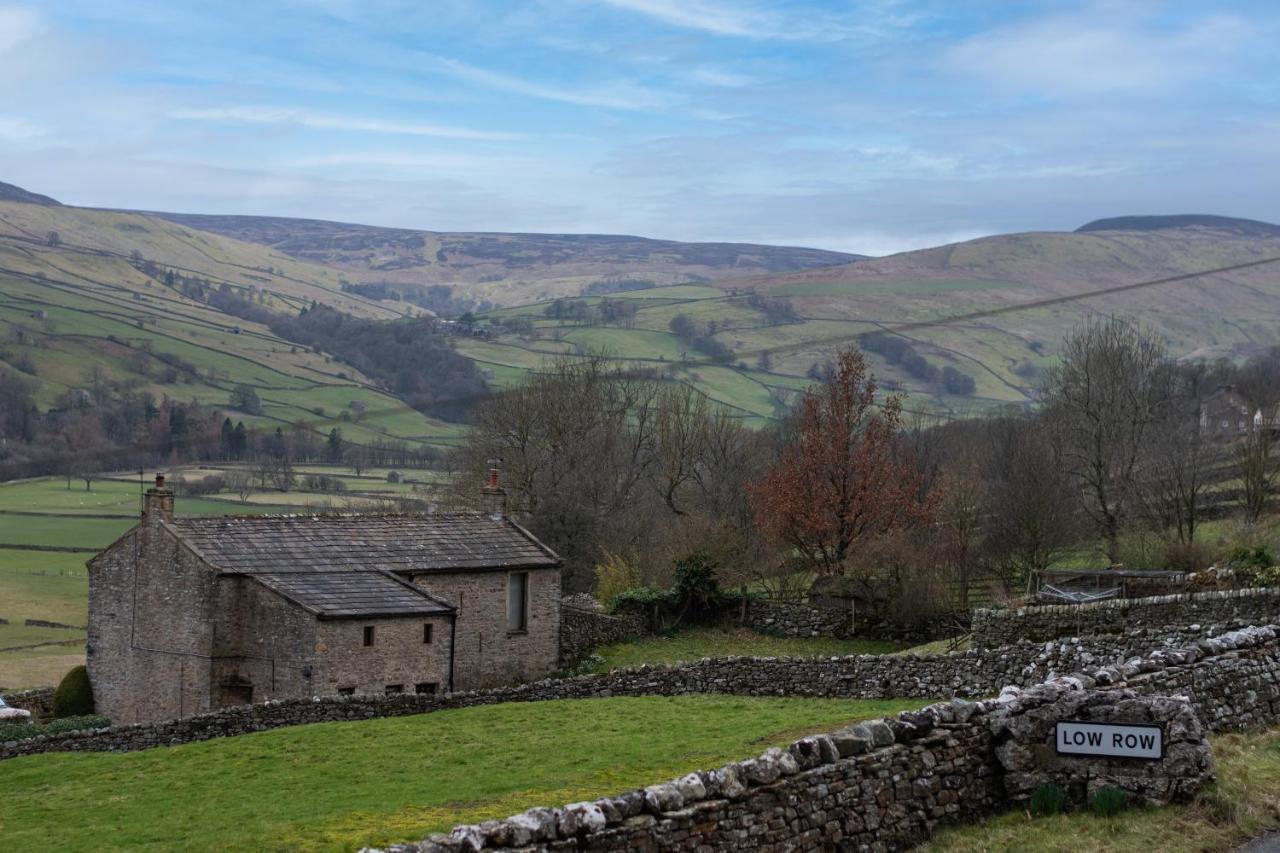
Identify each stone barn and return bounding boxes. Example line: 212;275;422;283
87;475;561;725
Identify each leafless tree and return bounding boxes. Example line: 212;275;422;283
1238;427;1277;524
226;470;255;504
982;415;1082;583
1041;317;1171;562
1134;364;1214;543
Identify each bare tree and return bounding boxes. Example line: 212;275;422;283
226;470;255;504
1238;427;1277;524
983;415;1081;584
1135;365;1213;543
1041;317;1171;562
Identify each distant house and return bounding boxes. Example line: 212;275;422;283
1199;385;1278;438
87;474;561;725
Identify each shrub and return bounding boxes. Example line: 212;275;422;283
1029;783;1067;817
595;549;643;605
1228;544;1275;573
672;552;723;620
1089;785;1129;817
0;714;111;743
1163;539;1214;572
52;665;94;718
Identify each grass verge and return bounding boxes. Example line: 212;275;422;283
925;729;1280;852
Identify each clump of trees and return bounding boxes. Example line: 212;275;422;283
450;355;768;592
668;315;733;362
269;305;485;422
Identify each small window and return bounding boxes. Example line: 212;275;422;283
415;682;439;695
423;623;433;644
337;687;355;696
384;684;403;695
507;571;528;633
363;626;375;646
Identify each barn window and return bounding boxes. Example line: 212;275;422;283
385;684;404;695
423;623;433;644
363;625;375;646
507;571;529;633
337;687;355;696
415;682;439;695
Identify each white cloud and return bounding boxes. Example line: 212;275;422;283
168;106;522;141
286;151;537;171
0;5;41;55
945;12;1250;97
601;0;774;37
426;53;671;111
0;114;44;141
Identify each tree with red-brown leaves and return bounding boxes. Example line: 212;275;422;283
749;347;932;574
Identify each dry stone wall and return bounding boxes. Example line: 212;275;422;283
386;632;1243;853
558;605;646;666
972;587;1280;648
0;687;54;720
0;623;1259;761
739;599;852;638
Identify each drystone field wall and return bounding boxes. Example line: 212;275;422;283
0;623;1258;761
385;624;1280;853
739;599;852;638
972;587;1280;648
0;687;55;720
558;605;647;666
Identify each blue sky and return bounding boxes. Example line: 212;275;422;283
1;1;1277;254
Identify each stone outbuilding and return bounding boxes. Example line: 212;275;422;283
88;474;561;724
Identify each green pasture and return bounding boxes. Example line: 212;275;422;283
0;694;928;851
587;627;906;671
774;278;1026;298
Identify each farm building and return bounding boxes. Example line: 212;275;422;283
87;474;561;724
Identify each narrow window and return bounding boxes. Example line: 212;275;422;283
337;687;355;696
423;623;433;644
363;625;375;646
507;571;529;632
415;682;439;695
384;684;403;695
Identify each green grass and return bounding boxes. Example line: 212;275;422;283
0;515;133;549
0;694;927;852
588;627;906;671
925;729;1280;852
773;278;1026;298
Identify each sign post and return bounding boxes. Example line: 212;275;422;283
1055;721;1164;761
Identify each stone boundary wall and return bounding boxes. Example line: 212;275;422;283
558;605;647;666
0;687;55;720
0;621;1255;761
739;599;852;638
972;587;1280;648
387;626;1277;853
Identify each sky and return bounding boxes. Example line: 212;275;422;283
1;1;1278;255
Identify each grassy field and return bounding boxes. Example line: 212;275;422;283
586;627;906;671
0;694;927;852
926;729;1280;852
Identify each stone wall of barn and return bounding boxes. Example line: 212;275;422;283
413;567;560;691
971;587;1280;648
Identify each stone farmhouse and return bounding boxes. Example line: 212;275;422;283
87;474;561;725
1199;385;1280;438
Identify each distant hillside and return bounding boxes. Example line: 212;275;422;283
135;210;863;307
0;197;465;452
0;181;59;206
1077;214;1280;237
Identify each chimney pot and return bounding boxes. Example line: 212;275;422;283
144;471;174;524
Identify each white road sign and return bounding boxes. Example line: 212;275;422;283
1055;721;1163;760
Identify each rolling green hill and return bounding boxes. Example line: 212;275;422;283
462;222;1280;422
0;197;465;449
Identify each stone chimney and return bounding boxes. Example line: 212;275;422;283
143;473;174;524
480;461;506;520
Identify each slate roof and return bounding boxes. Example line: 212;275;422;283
167;513;559;576
253;571;453;619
